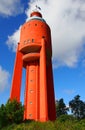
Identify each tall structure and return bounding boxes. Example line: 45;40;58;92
10;10;56;122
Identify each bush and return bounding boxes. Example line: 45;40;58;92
0;104;9;128
0;99;24;129
57;114;76;122
6;99;24;124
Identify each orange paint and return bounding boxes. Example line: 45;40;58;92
10;11;56;121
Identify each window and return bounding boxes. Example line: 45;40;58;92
29;114;32;117
24;40;26;44
29;102;32;104
30;79;33;82
35;24;37;26
29;90;34;93
32;39;34;42
31;69;34;72
42;36;45;38
28;39;30;43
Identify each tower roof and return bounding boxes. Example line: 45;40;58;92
30;11;42;18
28;10;46;23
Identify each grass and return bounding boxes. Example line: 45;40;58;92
1;116;85;130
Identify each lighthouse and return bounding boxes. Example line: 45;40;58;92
10;10;56;122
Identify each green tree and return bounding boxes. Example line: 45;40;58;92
69;95;85;119
0;104;8;128
0;99;24;129
5;99;24;124
56;98;68;117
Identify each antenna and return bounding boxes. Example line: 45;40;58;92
35;5;41;10
32;5;41;12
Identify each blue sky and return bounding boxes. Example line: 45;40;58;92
0;0;85;105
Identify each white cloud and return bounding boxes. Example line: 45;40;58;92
6;0;85;67
0;66;10;92
6;26;21;52
63;89;76;95
0;0;24;17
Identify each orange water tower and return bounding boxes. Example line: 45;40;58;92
10;10;56;122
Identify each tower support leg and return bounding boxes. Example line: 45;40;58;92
39;39;48;121
24;61;39;120
10;44;23;101
47;61;56;120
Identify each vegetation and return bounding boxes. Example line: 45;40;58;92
69;95;85;119
0;99;24;129
1;115;85;130
56;98;68;117
0;95;85;130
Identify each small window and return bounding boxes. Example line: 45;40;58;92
29;114;32;117
35;24;37;26
31;69;34;72
42;36;45;38
24;40;26;44
29;90;33;93
32;39;34;42
28;39;30;43
29;102;32;104
30;79;33;82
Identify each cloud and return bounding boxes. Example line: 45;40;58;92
6;0;85;67
0;0;24;17
6;26;21;52
63;89;75;95
0;66;10;92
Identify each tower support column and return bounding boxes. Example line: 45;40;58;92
35;62;39;121
10;44;23;101
40;39;48;121
24;60;40;120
